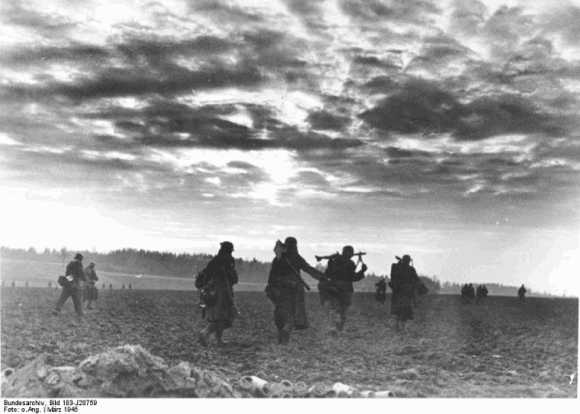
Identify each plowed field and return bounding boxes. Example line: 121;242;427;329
1;287;577;397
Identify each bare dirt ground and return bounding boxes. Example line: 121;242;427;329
1;287;577;397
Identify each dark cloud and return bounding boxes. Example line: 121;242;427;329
0;1;76;37
360;78;571;140
1;44;110;67
295;171;329;187
307;110;350;131
339;0;440;24
385;147;432;158
3;63;265;102
359;78;461;136
186;0;266;24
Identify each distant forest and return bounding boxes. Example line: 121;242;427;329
0;246;557;296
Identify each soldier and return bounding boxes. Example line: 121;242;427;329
102;283;105;289
468;284;476;302
375;277;387;304
518;284;526;307
84;262;99;310
129;284;132;290
266;237;325;345
109;283;112;290
196;241;238;347
48;281;52;288
324;246;367;335
53;253;88;321
389;255;422;332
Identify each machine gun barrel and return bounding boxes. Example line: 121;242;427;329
315;253;339;262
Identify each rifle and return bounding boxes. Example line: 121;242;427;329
274;240;311;291
285;256;311;291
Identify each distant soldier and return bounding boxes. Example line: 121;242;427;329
122;284;125;290
389;255;422;332
375;278;387;304
265;237;325;345
11;280;15;288
467;284;475;301
129;284;132;290
518;284;526;306
84;262;99;310
323;246;367;335
25;281;29;288
53;253;88;321
102;283;105;289
196;241;238;347
109;283;112;290
48;281;52;288
461;284;468;302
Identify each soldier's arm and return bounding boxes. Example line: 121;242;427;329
79;263;88;282
348;261;365;282
298;259;325;281
230;259;239;285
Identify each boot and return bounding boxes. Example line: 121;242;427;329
278;328;290;345
198;325;213;347
216;329;228;346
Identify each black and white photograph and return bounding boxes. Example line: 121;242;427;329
1;0;578;404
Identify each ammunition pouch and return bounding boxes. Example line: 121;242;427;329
58;275;73;288
319;279;348;296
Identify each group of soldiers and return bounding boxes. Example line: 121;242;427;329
460;283;489;303
194;237;426;347
52;253;100;320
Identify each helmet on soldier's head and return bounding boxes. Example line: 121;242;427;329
220;241;234;252
402;254;411;264
284;237;298;248
74;253;83;261
89;262;95;267
342;245;354;256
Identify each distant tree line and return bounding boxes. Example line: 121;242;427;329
1;246;557;296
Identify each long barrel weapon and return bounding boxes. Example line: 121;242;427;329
275;240;311;291
315;252;339;262
316;252;366;262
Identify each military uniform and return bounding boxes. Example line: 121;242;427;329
518;285;526;306
375;279;387;303
267;239;323;345
84;264;99;309
325;254;366;333
54;255;87;318
197;243;238;346
389;259;421;325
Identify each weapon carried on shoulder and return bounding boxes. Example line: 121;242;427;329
274;240;311;291
316;251;367;262
315;252;339;262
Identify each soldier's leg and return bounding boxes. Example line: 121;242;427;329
198;322;217;347
337;293;352;331
54;286;71;314
71;288;84;319
275;300;293;344
329;295;341;334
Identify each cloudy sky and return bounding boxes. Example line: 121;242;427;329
1;0;579;295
